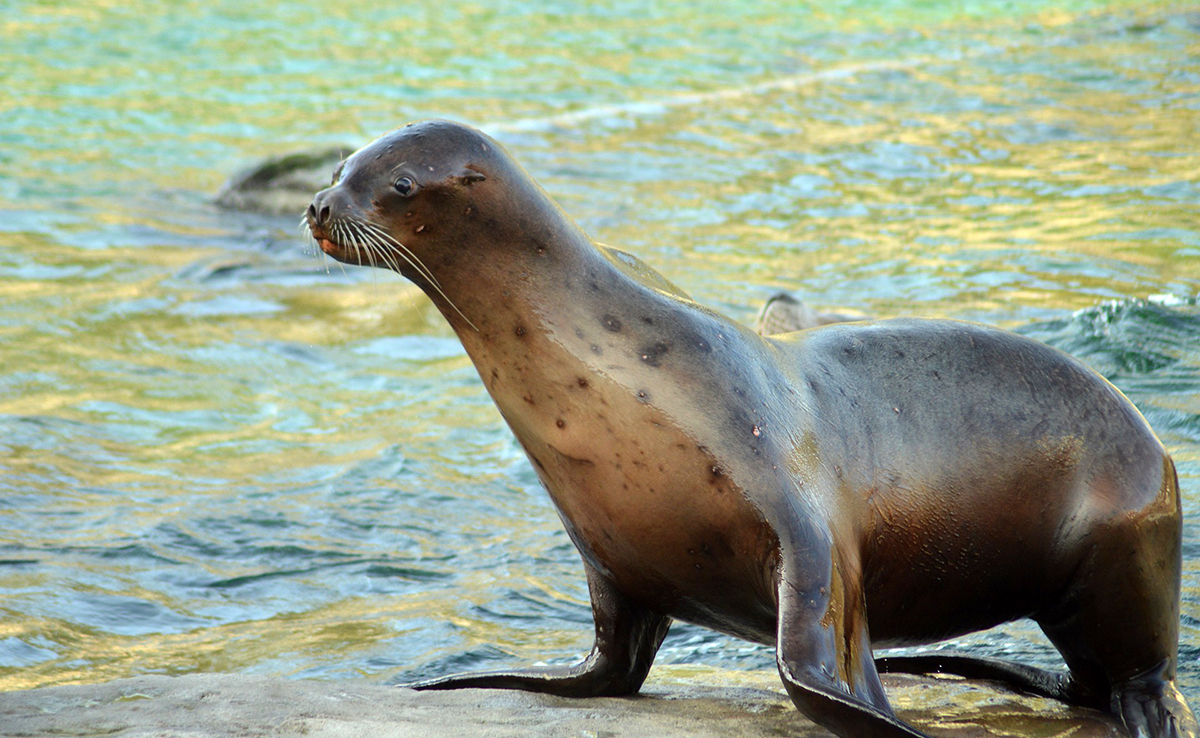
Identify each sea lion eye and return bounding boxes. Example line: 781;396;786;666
393;177;415;196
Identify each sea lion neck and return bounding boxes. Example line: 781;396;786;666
446;229;646;365
422;195;609;339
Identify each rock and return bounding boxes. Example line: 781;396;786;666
216;146;355;216
0;672;1123;737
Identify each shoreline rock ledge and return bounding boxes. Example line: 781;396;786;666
0;672;1122;737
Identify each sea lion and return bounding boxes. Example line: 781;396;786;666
303;119;1197;738
754;292;869;335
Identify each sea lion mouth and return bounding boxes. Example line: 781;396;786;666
300;215;349;258
303;216;389;268
301;218;355;265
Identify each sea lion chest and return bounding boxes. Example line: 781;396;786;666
472;310;783;640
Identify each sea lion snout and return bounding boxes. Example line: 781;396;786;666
306;186;353;236
303;186;377;260
307;192;330;228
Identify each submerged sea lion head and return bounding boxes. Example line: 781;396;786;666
304;120;562;312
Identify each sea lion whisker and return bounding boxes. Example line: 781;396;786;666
333;223;357;266
309;221;344;276
329;223;345;254
411;266;476;331
353;222;403;274
355;227;395;292
339;222;374;270
372;238;404;275
362;222;443;289
358;222;475;331
356;227;379;271
359;223;411;276
355;225;380;272
342;222;370;268
367;228;406;275
297;218;317;256
364;228;458;318
350;223;432;328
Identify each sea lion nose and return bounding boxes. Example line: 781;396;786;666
307;191;332;226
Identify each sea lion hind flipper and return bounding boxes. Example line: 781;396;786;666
405;564;670;697
873;653;1099;706
1113;660;1199;738
774;549;932;737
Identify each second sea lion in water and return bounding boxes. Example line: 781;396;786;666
754;292;869;335
303;119;1196;738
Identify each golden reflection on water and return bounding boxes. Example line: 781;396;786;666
577;30;1200;318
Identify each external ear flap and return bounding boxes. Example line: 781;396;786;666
457;166;487;185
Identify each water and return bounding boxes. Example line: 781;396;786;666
1;0;1199;703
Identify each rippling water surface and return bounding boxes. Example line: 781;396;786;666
2;0;1200;701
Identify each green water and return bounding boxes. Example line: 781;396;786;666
2;0;1200;705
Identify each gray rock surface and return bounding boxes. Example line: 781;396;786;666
0;672;1123;737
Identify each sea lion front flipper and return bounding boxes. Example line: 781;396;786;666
405;562;670;697
774;547;931;737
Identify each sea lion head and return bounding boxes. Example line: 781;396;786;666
304;119;549;292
